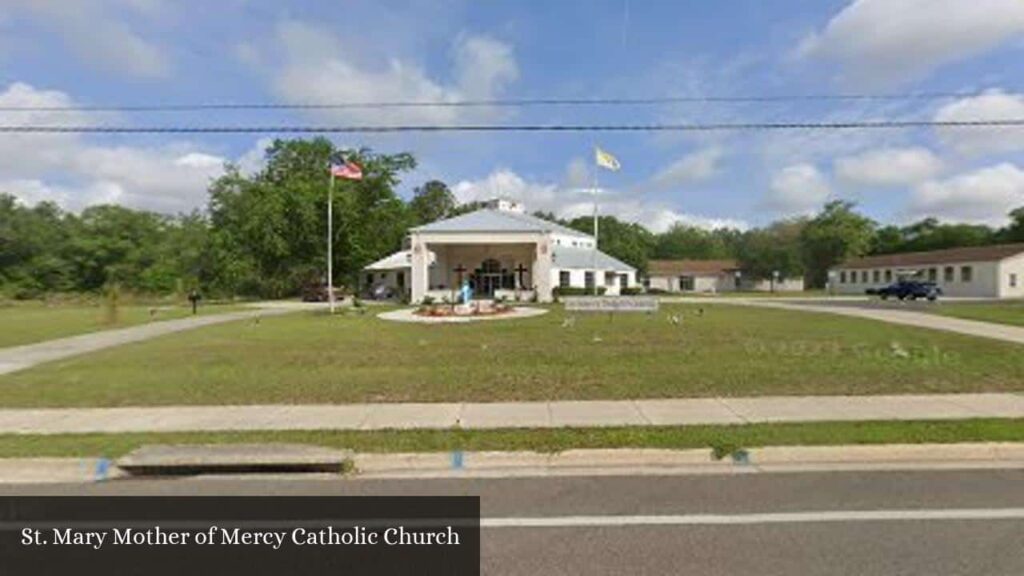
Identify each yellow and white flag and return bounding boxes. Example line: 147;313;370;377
594;146;621;171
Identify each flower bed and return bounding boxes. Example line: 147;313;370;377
415;301;514;318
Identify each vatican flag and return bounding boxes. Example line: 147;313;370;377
594;146;621;171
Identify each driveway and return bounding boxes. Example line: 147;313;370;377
744;299;1024;345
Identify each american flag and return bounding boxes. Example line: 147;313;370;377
330;160;363;180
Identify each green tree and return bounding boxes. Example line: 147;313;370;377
737;219;806;281
799;201;876;288
652;223;738;260
409;180;456;224
206;138;416;297
999;207;1024;242
566;215;655;273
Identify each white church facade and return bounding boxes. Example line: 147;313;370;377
363;199;637;303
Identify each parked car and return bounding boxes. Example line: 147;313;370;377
867;280;942;301
301;281;332;302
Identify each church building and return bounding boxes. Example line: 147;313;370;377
363;199;637;303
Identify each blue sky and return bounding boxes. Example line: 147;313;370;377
1;0;1023;230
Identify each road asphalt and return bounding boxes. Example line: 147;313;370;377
3;469;1023;575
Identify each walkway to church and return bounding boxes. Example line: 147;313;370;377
2;393;1023;435
0;307;296;376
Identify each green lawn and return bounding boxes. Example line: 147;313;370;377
931;300;1024;328
1;303;1023;408
0;301;249;348
0;419;1021;459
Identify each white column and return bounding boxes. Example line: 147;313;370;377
532;238;554;302
410;236;430;303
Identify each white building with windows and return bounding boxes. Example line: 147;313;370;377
830;243;1024;298
363;199;637;303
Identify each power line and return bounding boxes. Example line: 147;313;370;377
0;90;1004;112
0;118;1022;134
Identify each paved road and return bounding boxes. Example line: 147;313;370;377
0;308;294;376
4;469;1024;575
3;392;1024;434
743;299;1024;345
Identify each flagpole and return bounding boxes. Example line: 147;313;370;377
592;171;599;296
327;171;335;314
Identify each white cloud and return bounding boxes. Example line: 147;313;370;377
934;89;1024;155
271;21;517;124
647;147;723;190
764;164;832;215
451;169;746;232
0;82;256;213
1;0;171;78
235;137;274;175
797;0;1024;86
834;147;943;186
907;163;1024;225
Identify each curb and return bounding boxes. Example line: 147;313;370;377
3;443;1024;484
0;458;126;484
354;443;1024;479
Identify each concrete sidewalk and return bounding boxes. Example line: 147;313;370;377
0;308;294;376
1;393;1022;435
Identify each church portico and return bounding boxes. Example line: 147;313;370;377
428;242;537;298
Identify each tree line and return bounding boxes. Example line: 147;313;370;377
2;137;1023;299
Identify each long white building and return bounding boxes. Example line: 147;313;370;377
363;199;636;303
830;243;1024;298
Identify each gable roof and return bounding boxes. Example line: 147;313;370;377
364;249;435;270
553;246;635;272
411;209;590;238
837;243;1024;270
647;259;738;277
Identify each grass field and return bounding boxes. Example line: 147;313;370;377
0;419;1020;458
1;303;1023;408
0;301;248;348
931;300;1024;327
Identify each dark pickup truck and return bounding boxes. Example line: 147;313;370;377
866;280;942;301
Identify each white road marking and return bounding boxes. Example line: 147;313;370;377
482;508;1024;528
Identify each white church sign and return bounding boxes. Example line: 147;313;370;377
563;296;659;313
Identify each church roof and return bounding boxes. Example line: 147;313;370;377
364;249;435;270
411;209;591;238
553;246;635;272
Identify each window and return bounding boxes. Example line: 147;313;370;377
861;271;869;283
679;276;695;291
944;266;954;283
559;270;571;288
872;270;880;283
928;268;937;282
885;269;892;282
961;266;973;283
619;274;628;289
1011;273;1018;288
839;271;846;284
396;272;405;288
584;271;595;290
365;273;373;286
